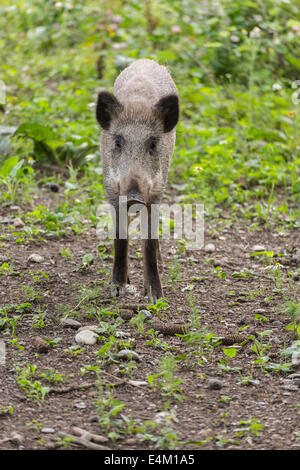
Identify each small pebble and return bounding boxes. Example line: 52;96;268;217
28;253;45;263
208;378;223;390
252;244;266;252
74;401;86;409
32;336;50;353
14;217;25;228
204;243;216;253
291;378;300;387
60;318;82;329
10;205;21;212
139;309;152;321
288;373;300;387
41;428;55;434
116;349;141;362
128;380;148;387
75;330;98;345
124;438;137;446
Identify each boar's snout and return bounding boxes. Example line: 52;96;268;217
120;178;147;209
126;192;146;207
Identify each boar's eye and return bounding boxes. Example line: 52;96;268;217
113;134;123;151
147;136;158;156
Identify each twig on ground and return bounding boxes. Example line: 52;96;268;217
57;427;110;450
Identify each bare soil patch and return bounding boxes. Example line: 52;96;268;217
0;191;299;451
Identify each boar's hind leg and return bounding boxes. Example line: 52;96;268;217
111;238;128;296
143;206;163;303
143;238;162;304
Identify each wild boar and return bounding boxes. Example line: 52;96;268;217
96;59;179;302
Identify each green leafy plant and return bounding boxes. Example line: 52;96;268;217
280;301;300;339
234;418;263;437
95;374;126;436
14;363;50;402
146;298;170;319
39;369;68;384
0;262;14;275
147;354;185;407
218;347;242;374
145;328;171;351
0;156;24;201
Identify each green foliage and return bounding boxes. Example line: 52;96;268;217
0;0;298;223
147;353;185;405
235;418;263;437
95;374;125;435
14;363;50;402
0;4;299;449
0;155;33;202
279;301;300;338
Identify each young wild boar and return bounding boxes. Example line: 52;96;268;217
96;59;179;302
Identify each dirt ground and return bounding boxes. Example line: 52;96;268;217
0;187;299;451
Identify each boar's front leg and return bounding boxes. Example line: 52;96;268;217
143;206;162;303
111;208;128;297
143;239;162;303
111;239;128;297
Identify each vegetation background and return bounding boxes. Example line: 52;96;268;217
0;0;299;452
0;0;299;223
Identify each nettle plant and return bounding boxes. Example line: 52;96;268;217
147;353;186;407
0;156;34;202
13;363;50;402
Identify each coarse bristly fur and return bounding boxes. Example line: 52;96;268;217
97;59;179;205
96;58;180;302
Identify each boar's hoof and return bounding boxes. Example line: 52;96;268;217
144;284;163;305
111;282;126;298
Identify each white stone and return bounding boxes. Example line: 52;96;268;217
204;243;216;253
14;217;25;228
10;205;21;212
128;380;148;387
75;329;98;345
117;349;141;361
60;318;82;329
252;245;266;252
27;253;45;263
41;428;55;434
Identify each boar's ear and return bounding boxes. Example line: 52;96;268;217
155;94;179;133
96;91;122;130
